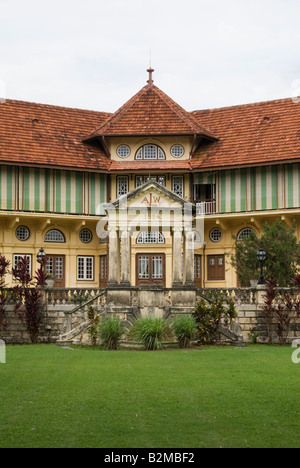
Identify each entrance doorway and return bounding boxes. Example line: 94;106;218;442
46;255;65;288
136;254;165;286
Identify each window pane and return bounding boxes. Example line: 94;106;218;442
46;257;53;275
138;257;149;279
117;145;130;158
86;258;93;280
13;255;32;276
158;148;165;159
117;176;128;197
172;176;183;197
144;145;157;159
152;256;163;279
77;257;85;280
56;257;63;279
136;176;144;187
136;148;143;159
45;229;65;243
16;226;30;241
137;231;164;244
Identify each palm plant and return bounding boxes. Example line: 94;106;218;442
171;315;197;348
98;317;125;350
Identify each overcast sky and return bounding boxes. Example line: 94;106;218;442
0;0;300;113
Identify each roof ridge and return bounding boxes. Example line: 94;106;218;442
3;97;112;116
191;96;295;114
88;85;149;137
151;85;216;137
86;83;218;139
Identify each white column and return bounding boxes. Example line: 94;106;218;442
184;229;195;286
172;227;183;286
120;227;131;285
108;226;119;285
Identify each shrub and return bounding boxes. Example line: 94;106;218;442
131;317;169;350
98;317;125;350
171;315;197;348
193;297;225;344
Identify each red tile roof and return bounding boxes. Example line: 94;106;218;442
191;97;300;170
86;83;217;139
0;99;111;171
1;92;300;175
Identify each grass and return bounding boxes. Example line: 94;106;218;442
0;344;299;448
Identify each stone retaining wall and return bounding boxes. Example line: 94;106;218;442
1;287;300;344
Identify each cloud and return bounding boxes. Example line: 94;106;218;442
0;0;300;111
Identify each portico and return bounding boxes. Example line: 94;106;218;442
103;181;198;290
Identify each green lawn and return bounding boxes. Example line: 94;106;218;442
0;344;299;448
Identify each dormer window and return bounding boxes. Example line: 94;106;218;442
135;144;165;160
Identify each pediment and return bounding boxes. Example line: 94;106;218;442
111;181;194;211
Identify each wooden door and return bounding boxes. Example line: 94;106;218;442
207;255;225;281
46;255;65;288
136;254;165;287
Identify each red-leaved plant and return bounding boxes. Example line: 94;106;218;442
12;257;43;344
0;256;10;334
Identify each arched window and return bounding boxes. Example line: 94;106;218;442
137;231;165;244
135;144;165;160
237;228;257;241
44;229;66;243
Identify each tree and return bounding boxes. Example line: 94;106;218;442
232;219;300;287
231;230;259;287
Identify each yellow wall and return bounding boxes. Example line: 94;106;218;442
0;213;107;288
109;136;193;162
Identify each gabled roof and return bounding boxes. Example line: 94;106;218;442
85;82;217;139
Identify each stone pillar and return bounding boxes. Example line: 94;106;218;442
120;227;131;285
108;226;119;285
256;284;267;305
172;227;183;286
184;229;195;286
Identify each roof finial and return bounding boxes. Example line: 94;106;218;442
147;67;154;85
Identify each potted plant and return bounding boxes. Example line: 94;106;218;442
45;274;55;288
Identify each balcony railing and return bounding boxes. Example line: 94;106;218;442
196;201;217;215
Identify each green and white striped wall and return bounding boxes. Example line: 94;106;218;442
195;163;300;213
0;166;107;215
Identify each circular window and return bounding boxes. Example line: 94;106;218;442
210;228;222;242
16;226;30;241
171;145;184;158
117;145;130;159
79;228;93;244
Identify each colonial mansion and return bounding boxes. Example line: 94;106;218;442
1;69;300;295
